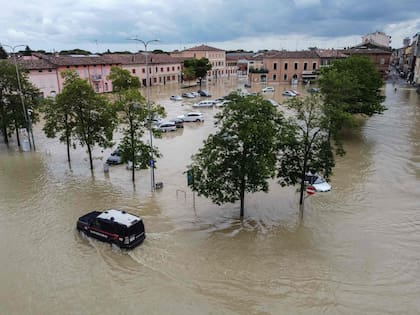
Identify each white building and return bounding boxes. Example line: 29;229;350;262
362;31;392;48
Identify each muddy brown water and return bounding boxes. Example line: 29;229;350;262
1;79;419;314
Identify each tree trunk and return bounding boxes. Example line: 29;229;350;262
87;143;93;170
239;177;245;218
15;127;20;147
65;114;71;162
2;126;8;145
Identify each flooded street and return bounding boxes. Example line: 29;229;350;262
1;79;420;314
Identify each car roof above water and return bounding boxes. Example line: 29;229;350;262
97;209;141;227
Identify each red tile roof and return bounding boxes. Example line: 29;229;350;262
183;44;224;52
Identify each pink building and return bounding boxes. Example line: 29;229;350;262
19;54;118;97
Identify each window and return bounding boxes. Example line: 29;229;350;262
273;74;277;80
104;83;108;92
167;67;170;71
294;62;298;70
153;78;157;83
132;69;136;74
284;63;288;70
304;62;308;70
312;62;317;70
142;68;145;73
161;67;163;72
155;67;158;72
95;84;99;92
172;66;175;71
172;75;175;80
380;58;385;65
283;74;288;81
273;63;277;70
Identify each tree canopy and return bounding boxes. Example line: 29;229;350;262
183;58;212;85
187;92;286;217
109;66;165;182
0;60;39;147
55;70;117;169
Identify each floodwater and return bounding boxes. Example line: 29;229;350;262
1;78;420;314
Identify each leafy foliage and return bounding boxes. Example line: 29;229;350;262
0;46;8;59
57;70;117;169
109;67;165;181
187;92;286;217
277;95;334;206
0;60;39;146
183;58;212;83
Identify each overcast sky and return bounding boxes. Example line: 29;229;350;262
1;0;419;53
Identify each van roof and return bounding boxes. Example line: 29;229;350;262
97;209;141;227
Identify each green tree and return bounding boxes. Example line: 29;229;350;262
108;66;164;182
42;94;75;163
187;92;286;218
59;70;117;169
0;60;39;147
318;55;386;149
183;58;212;86
277;95;334;216
0;46;8;59
23;46;32;56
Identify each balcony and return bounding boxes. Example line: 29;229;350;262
91;74;102;81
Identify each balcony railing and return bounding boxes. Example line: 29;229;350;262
91;74;102;81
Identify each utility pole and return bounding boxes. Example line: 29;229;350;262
128;38;159;192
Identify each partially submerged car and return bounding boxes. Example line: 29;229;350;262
304;173;331;192
177;112;204;122
77;209;146;249
106;148;122;165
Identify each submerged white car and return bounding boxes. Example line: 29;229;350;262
304;173;331;192
177;112;204;122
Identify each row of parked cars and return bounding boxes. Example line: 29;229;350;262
170;89;212;101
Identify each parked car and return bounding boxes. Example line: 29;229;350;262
182;92;195;98
76;209;146;249
304;173;331;192
267;99;279;107
282;90;297;97
262;87;275;93
192;100;215;108
157;121;177;132
197;90;211;97
244;83;251;88
106;148;123;165
191;91;200;97
170;95;182;101
177;112;204;122
168;117;184;128
307;87;320;93
290;89;300;96
215;100;231;107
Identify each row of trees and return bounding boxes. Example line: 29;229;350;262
187;56;385;218
0;60;40;147
43;67;164;181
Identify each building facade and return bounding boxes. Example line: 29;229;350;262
249;50;321;84
171;45;228;80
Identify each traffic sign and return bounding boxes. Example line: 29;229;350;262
306;186;316;195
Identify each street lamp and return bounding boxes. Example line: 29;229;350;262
2;44;36;151
128;38;159;192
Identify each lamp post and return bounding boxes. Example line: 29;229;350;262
129;38;159;192
2;44;36;150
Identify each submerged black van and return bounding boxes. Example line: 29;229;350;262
76;209;145;249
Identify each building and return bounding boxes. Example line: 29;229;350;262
18;53;183;97
18;54;119;97
341;42;392;78
362;31;392;48
171;45;228;80
249;50;321;84
104;53;183;87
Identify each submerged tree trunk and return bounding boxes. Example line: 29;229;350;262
87;143;93;170
65;114;71;162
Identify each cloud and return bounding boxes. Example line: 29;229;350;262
0;0;419;52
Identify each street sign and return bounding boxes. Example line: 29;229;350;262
306;186;316;195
